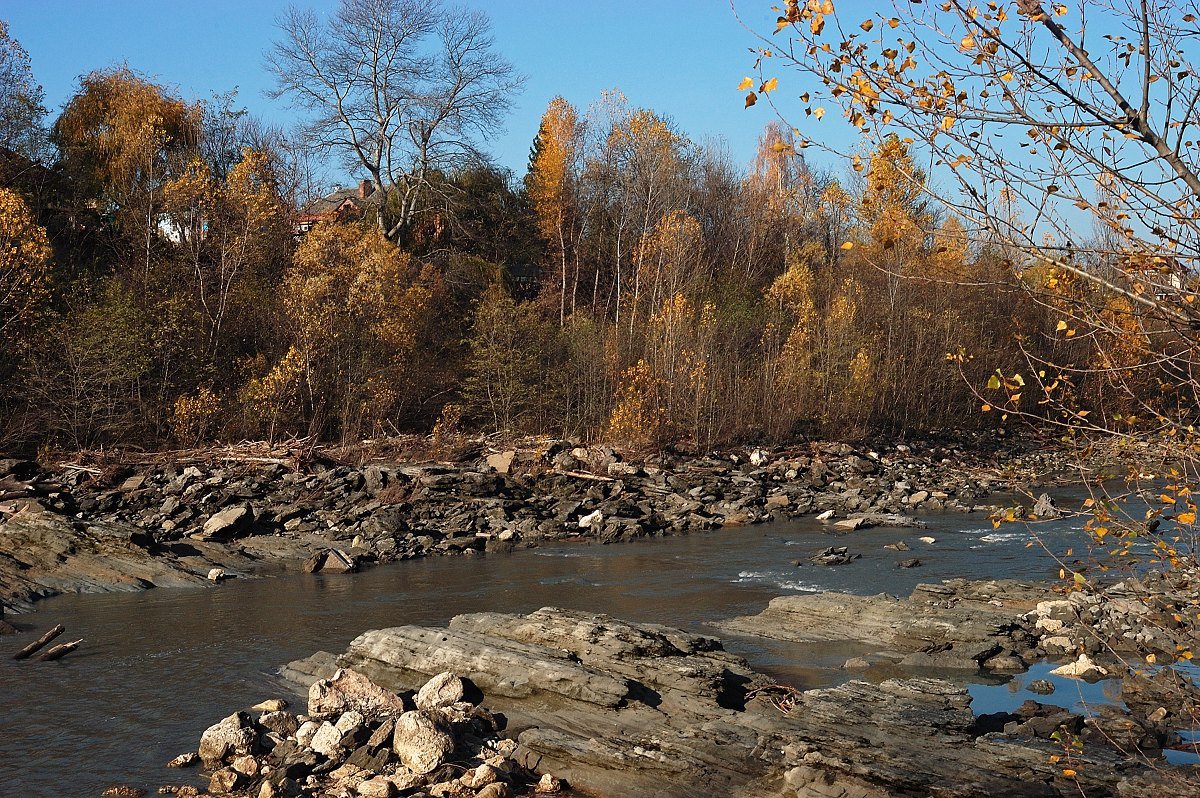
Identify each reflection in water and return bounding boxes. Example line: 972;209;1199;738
1;509;1082;796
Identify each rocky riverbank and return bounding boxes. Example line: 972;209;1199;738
0;435;1065;612
149;590;1193;798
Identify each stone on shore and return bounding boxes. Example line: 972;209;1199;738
198;712;256;765
391;710;455;774
308;668;409;721
415;671;468;710
201;504;254;541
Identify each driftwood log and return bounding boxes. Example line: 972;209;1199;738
35;638;83;662
12;623;64;660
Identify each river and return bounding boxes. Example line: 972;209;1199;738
0;506;1096;796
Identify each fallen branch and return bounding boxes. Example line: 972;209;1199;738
36;638;83;662
12;623;64;660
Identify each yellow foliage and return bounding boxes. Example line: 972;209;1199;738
608;359;670;447
527;97;579;244
170;387;221;444
0;187;52;338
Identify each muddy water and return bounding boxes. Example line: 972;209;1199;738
1;509;1087;796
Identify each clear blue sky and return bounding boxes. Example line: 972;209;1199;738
0;0;809;182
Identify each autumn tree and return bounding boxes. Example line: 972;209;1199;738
527;97;584;325
267;0;522;242
750;0;1200;747
0;187;50;342
52;67;202;268
251;222;445;441
0;20;46;161
461;284;555;433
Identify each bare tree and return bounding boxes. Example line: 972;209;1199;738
266;0;522;241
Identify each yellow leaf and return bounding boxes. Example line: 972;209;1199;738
813;106;826;120
840;241;855;250
1056;320;1067;331
1062;769;1077;778
1177;511;1196;524
738;76;754;90
860;19;874;31
762;77;779;93
981;404;992;412
960;35;975;50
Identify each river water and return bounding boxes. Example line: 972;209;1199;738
0;506;1099;796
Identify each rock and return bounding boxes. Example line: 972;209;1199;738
809;546;860;566
198;712;256;765
231;754;260;777
815;509;836;521
251;698;289;712
1031;493;1062;519
1028;679;1056;695
392;710;455;775
749;449;769;467
884;541;910;551
356;776;396;798
918;536;936;544
416;671;467;710
309;722;345;757
721;582;1038;672
101;786;145;797
535;773;567;793
202;504;254;540
165;752;199;768
1049;654;1109;680
468;763;502;788
577;510;603;528
475;784;512;798
295;720;320;747
833;517;866;531
486;451;516;474
309;668;409;721
209;766;244;795
897;558;922;568
207;568;226;582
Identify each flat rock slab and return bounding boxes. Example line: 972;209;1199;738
286;606;1158;798
718;580;1041;671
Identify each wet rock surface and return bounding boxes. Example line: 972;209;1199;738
277;606;1189;798
0;437;1056;612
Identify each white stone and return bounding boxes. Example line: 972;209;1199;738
1035;618;1065;633
815;510;836;521
918;536;936;544
392;711;454;775
295;720;320;748
208;568;226;582
416;671;466;710
1049;654;1108;679
309;722;344;757
335;710;365;733
577;510;603;528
